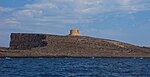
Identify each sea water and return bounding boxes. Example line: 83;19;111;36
0;58;150;77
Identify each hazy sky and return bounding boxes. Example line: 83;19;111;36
0;0;150;47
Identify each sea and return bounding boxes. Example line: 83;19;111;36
0;58;150;77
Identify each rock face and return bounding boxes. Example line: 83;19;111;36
10;33;47;50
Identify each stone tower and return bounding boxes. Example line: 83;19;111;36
69;29;81;36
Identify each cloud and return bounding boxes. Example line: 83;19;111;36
12;0;150;20
76;0;150;14
117;0;150;13
0;18;20;26
14;9;43;17
24;2;57;10
0;7;14;12
1;0;150;29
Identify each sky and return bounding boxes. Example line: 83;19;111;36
0;0;150;47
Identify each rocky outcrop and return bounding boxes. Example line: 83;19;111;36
10;33;48;50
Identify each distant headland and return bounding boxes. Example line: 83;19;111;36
0;29;150;58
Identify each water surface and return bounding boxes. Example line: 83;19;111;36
0;58;150;77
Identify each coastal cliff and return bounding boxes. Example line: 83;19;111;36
0;33;150;58
10;33;48;50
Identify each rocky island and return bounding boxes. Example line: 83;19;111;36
0;30;150;58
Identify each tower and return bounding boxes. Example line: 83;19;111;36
69;29;81;36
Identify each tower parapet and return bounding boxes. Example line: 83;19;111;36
69;29;81;36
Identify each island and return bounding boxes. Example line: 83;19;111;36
0;29;150;58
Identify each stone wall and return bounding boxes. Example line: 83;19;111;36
10;33;48;50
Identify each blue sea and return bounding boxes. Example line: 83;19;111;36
0;58;150;77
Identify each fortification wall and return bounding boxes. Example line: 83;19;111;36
10;33;48;50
